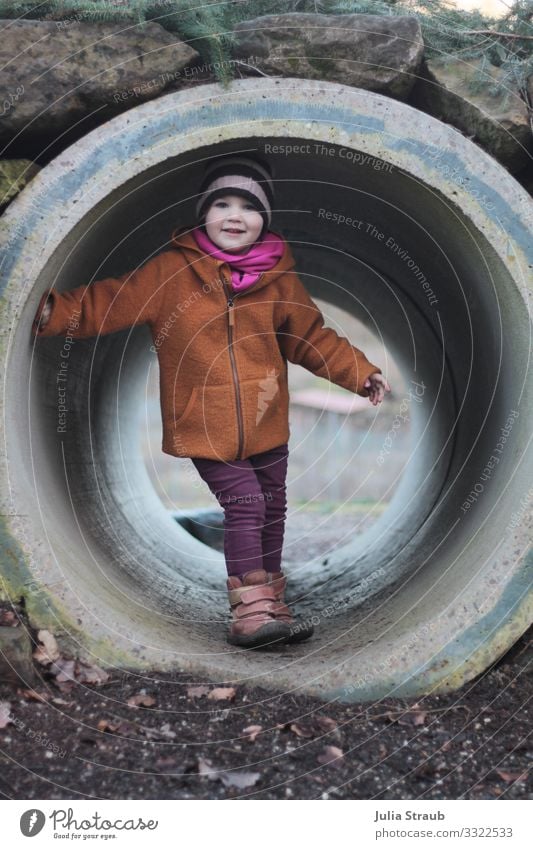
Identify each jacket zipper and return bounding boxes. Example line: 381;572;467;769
220;271;264;460
221;273;244;460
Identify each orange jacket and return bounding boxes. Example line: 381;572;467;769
33;228;382;461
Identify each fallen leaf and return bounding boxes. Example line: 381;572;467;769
242;725;263;742
127;694;156;708
220;770;260;790
495;769;529;783
277;720;332;739
97;718;120;733
317;745;344;766
315;716;338;733
97;718;135;736
17;688;49;703
75;661;109;685
0;702;13;729
157;723;176;740
207;687;236;702
197;757;260;790
197;757;215;777
49;658;76;683
289;722;314;738
187;685;210;699
32;629;60;665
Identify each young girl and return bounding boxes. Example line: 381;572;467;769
33;154;390;650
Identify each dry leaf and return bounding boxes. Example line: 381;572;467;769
289;722;314;738
243;725;263;742
220;770;260;790
496;769;529;783
97;718;120;733
127;694;156;708
187;685;210;698
157;723;176;740
197;757;215;777
197;757;260;790
0;702;13;730
49;658;76;683
17;688;49;703
315;716;338;733
207;687;236;702
317;745;344;766
32;629;60;664
97;718;135;736
75;661;109;685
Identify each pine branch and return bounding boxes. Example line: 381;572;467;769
458;30;533;40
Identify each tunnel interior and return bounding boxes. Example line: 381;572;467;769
9;107;529;698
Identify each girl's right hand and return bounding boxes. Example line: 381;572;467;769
34;298;52;332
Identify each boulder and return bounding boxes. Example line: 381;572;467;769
0;19;199;157
231;12;424;99
411;57;533;173
0;159;41;208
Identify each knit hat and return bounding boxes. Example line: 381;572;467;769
195;155;274;238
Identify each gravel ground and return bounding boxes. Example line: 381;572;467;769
1;509;531;800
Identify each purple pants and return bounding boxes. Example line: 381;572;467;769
191;442;289;577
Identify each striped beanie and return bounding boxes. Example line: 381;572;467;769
195;155;274;236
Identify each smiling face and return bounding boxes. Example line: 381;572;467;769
203;194;264;253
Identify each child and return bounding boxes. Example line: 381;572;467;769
33;154;390;650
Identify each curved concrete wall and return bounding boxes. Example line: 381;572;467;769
0;78;531;702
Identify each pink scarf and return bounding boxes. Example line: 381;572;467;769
192;226;285;292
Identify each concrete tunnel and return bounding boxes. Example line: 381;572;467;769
0;78;531;702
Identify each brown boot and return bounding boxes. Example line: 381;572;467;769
267;572;314;644
226;569;291;648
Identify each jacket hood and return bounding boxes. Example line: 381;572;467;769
170;226;297;290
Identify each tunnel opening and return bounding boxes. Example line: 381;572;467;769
1;79;530;701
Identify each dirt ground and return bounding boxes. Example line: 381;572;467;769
1;506;531;801
1;617;531;801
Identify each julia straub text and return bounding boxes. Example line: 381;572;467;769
374;810;445;822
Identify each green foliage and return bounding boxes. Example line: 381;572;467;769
0;0;530;92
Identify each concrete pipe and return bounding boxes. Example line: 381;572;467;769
1;78;531;702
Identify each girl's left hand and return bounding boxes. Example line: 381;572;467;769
364;372;391;406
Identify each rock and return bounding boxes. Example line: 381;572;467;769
411;57;533;173
0;626;38;687
232;13;424;100
0;159;41;208
0;19;200;156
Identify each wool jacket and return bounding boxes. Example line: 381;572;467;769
33;228;382;462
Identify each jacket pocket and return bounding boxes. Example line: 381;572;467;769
170;383;238;460
174;386;198;426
